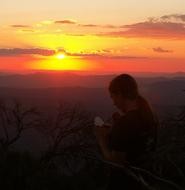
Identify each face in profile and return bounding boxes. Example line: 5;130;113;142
110;92;126;112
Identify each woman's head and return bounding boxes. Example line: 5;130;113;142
109;74;139;111
109;74;139;100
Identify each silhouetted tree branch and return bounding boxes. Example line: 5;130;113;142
0;101;39;152
37;103;94;165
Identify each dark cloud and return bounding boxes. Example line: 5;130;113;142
78;24;117;28
65;52;147;59
53;14;184;39
68;53;101;57
161;14;185;22
55;49;148;59
78;24;99;27
0;48;56;56
97;49;114;53
0;48;147;60
98;20;185;39
11;25;31;28
55;20;76;24
153;47;173;53
104;25;118;28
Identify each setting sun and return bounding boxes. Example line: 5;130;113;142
56;54;66;60
0;1;185;188
0;0;184;73
29;53;95;71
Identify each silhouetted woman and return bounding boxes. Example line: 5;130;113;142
94;74;158;189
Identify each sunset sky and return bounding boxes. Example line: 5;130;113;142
0;0;185;73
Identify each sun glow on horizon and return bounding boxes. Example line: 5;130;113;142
56;53;66;60
28;54;96;72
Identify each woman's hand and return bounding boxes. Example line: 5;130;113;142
94;125;127;164
94;125;113;160
94;125;111;141
112;112;122;122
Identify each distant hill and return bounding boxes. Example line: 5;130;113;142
0;72;184;88
0;72;184;117
0;72;114;88
141;80;185;106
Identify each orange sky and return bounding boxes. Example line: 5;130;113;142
0;0;185;73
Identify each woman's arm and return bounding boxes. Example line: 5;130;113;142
94;125;127;164
94;125;112;160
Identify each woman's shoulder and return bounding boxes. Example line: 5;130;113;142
114;109;142;128
121;109;142;122
118;108;156;131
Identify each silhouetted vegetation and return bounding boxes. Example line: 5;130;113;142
0;99;185;189
0;101;39;152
